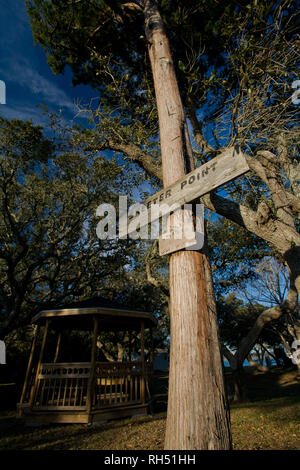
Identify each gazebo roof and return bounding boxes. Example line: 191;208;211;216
32;296;157;330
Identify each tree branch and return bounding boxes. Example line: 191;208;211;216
106;139;162;181
236;281;299;364
221;344;237;369
186;101;216;156
201;191;300;255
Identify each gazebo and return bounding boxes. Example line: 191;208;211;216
17;297;157;424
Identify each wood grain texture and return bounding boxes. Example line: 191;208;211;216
19;325;39;404
29;319;49;407
123;147;249;237
158;205;205;255
144;0;232;450
166;250;232;449
86;317;98;414
19;360;152;423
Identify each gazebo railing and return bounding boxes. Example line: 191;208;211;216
32;362;91;410
30;361;153;411
93;362;144;409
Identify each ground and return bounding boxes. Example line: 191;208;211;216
0;368;299;450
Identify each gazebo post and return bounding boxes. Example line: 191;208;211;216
140;320;145;404
87;316;98;419
128;329;132;362
29;318;50;407
150;328;155;396
150;328;154;365
53;330;62;363
19;324;39;405
19;300;157;424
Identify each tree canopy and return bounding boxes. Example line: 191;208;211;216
0;115;138;338
25;0;300;389
26;0;299;253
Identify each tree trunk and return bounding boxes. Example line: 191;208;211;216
117;342;124;362
97;339;115;362
144;1;231;450
232;366;248;403
273;347;282;367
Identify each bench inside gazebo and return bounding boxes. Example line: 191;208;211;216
17;297;157;424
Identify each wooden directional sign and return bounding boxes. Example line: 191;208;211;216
158;205;205;256
121;146;250;241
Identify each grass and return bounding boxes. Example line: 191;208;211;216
0;368;299;450
231;396;300;450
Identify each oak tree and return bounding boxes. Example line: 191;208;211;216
0;116;135;338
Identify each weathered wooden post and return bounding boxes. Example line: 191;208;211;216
144;1;232;449
53;330;62;363
19;324;39;405
150;328;154;365
140;320;145;404
87;316;98;418
29;319;50;407
128;329;132;362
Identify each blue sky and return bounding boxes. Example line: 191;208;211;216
0;1;279;311
0;0;97;125
0;0;154;200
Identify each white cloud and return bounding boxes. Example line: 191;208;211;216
0;1;92;125
2;59;76;113
0;103;49;125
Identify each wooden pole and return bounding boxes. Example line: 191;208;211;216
140;320;145;404
29;319;49;407
53;331;62;363
149;327;154;396
128;329;132;362
144;1;231;450
19;324;39;404
150;328;154;365
86;316;98;418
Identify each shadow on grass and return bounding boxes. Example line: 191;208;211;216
225;366;300;403
1;367;299;449
0;414;167;450
228;367;300;427
152;371;168;413
0;371;169;450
